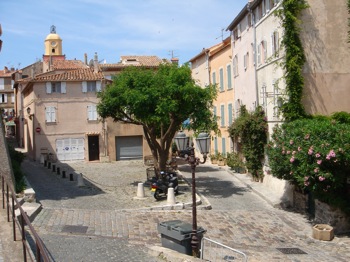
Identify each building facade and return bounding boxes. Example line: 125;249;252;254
0;67;16;135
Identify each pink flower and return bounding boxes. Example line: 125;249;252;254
304;134;310;140
304;181;310;186
292;151;296;155
304;176;309;181
282;150;285;155
314;168;319;173
298;147;302;151
290;140;294;145
319;176;325;182
290;157;295;163
315;153;321;158
287;151;291;155
308;146;314;155
290;171;293;175
317;160;322;165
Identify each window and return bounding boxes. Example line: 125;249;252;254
213;106;217;122
219;68;224;92
244;52;249;70
45;106;56;123
222;138;226;156
271;31;279;57
220;104;225;127
0;94;7;103
11;94;14;103
46;82;66;94
87;105;98;121
227;64;232;89
82;81;101;93
233;56;238;77
0;78;4;90
247;13;252;28
263;40;268;62
212;72;216;85
52;82;61;93
228;103;233;125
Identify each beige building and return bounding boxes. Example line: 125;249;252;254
190;37;234;156
13;26;110;162
99;56;168;161
0;66;16;135
301;0;350;115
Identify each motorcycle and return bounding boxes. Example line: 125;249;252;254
151;171;179;200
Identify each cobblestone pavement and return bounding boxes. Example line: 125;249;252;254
23;159;350;261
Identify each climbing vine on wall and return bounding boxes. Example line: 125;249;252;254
276;0;309;121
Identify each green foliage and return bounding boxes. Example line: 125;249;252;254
276;0;309;121
8;146;26;193
226;152;244;169
228;105;268;180
97;63;217;172
267;115;350;211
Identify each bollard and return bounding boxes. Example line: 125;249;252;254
77;173;85;187
48;162;51;169
69;173;74;181
62;170;66;178
136;183;145;198
167;188;176;205
57;167;60;175
52;164;56;172
44;160;47;167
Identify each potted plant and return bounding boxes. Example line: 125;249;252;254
210;154;218;164
217;153;227;166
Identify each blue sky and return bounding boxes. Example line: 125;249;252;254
0;0;247;69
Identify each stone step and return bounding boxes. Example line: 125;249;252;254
15;202;42;223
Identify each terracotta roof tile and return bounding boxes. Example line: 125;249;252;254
44;60;88;70
100;55;167;70
0;69;14;77
33;68;105;82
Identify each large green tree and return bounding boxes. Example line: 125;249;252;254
97;63;217;173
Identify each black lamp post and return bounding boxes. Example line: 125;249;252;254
174;131;210;257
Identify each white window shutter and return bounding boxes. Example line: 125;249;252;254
82;81;87;93
45;107;50;122
87;105;92;120
96;81;101;92
46;82;52;94
53;107;56;122
4;94;7;103
61;82;66;93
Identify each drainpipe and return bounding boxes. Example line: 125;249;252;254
249;3;259;108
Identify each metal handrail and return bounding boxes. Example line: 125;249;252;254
200;237;248;262
1;175;51;261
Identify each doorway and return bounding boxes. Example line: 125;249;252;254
88;135;99;161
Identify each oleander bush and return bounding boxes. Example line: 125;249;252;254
267;113;350;212
8;146;26;193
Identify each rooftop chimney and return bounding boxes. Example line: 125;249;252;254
93;52;98;73
171;57;179;65
84;53;88;65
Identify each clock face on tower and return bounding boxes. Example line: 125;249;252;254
51;41;57;47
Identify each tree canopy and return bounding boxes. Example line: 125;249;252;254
97;63;217;172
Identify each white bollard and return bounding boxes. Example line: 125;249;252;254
77;173;85;187
136;183;145;198
167;187;176;205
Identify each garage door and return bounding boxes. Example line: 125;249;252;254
56;138;84;161
115;136;143;160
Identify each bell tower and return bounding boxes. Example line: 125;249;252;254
43;25;65;70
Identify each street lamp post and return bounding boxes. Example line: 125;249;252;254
174;131;210;257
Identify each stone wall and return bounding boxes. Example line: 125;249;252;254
314;199;350;234
0;118;15;191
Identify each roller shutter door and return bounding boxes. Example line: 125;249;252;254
116;136;143;160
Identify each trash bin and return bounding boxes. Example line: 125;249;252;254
158;220;206;255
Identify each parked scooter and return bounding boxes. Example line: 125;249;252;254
151;171;179;200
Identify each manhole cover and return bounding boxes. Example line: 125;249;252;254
62;225;88;234
277;248;307;254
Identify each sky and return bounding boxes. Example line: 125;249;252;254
0;0;248;69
